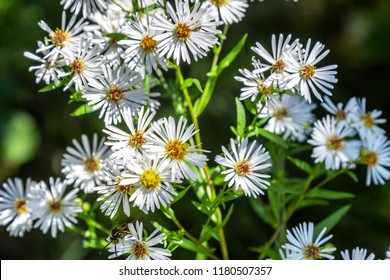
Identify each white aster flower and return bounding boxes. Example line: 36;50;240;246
60;0;109;19
251;33;299;88
352;97;386;137
83;63;148;125
215;138;271;197
360;133;390;186
341;247;375;260
0;178;35;237
321;96;358;131
27;177;81;238
37;11;87;60
146;116;209;181
86;7;127;64
281;222;336;260
284;39;338;103
235;57;273;102
125;155;178;213
258;94;316;142
153;0;221;64
108;221;171;260
103;107;156;162
61;37;103;91
308;115;361;170
120;14;167;74
208;0;249;25
24;41;66;85
385;246;390;260
61;133;110;193
94;160;138;218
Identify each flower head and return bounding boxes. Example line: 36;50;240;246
60;0;110;19
27;177;81;238
360;133;390;186
215;138;271;197
83;63;148;125
61;133;110;193
341;247;375;260
208;0;249;25
153;0;221;64
103;107;156;162
94;160;137;218
146;116;209;181
0;178;35;237
108;221;171;260
308;115;361;170
125;155;179;213
284;39;338;103
281;222;336;260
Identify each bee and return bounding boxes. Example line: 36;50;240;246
100;223;131;254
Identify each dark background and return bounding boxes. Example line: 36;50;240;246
0;0;389;259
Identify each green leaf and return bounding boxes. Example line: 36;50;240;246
38;81;64;92
244;98;257;115
172;185;191;204
268;182;301;194
103;32;128;40
314;204;352;236
216;33;247;75
192;200;211;216
257;128;288;149
235;98;246;137
346;170;359;183
306;189;355;200
287;156;313;174
249;198;277;228
70;104;93;117
299;199;329;208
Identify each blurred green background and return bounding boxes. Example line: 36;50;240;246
0;0;389;259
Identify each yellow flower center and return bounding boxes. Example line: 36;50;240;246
132;241;149;259
140;169;161;190
175;23;191;41
304;244;321;259
140;35;157;52
326;135;345;151
299;64;316;80
107;85;123;102
129;131;145;149
14;198;29;215
361;151;378;167
234;160;252;176
272;59;287;74
84;157;100;173
166;139;187;160
210;0;228;6
50;28;69;47
257;80;273;96
360;112;375;128
70;58;85;74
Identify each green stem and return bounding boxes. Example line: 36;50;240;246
195;25;229;117
169;209;220;260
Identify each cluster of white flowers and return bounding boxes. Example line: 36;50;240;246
0;177;81;238
236;33;390;186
